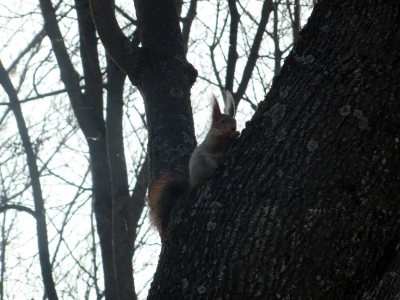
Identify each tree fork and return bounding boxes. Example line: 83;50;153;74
90;0;198;180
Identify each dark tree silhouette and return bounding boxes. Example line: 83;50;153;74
3;0;398;298
92;0;400;298
2;0;287;298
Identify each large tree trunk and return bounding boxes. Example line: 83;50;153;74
148;0;400;299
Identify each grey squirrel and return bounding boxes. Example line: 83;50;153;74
148;91;240;234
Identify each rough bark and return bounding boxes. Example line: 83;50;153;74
132;0;197;181
148;0;400;299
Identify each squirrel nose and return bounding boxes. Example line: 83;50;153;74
231;127;236;131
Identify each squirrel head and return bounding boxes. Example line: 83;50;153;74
211;91;237;137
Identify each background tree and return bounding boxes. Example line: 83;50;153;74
0;0;313;299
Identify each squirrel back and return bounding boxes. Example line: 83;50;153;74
148;91;239;235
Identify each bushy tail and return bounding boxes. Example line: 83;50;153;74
148;174;189;235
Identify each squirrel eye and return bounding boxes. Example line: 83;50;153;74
220;119;225;123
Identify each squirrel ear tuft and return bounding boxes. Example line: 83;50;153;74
223;90;236;117
211;94;222;123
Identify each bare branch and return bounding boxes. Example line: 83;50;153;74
115;5;137;25
225;0;240;92
90;205;101;299
130;156;148;257
89;0;138;76
74;1;119;298
0;59;59;300
271;2;282;76
50;167;90;268
75;0;104;133
0;85;106;106
209;2;229;90
105;55;136;299
5;0;69;74
182;0;198;55
6;28;46;73
287;0;300;42
0;204;37;218
235;0;273;104
39;0;98;139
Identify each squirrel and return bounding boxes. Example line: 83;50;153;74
148;91;240;235
189;91;239;187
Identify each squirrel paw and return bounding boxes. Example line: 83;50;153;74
230;131;240;139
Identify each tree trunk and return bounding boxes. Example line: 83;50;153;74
131;0;197;180
148;0;400;299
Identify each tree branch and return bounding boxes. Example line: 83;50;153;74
0;59;58;300
225;0;240;92
0;85;108;106
105;54;137;300
130;156;149;257
115;5;137;25
209;2;229;91
39;0;98;139
0;204;37;218
287;0;301;42
40;0;120;298
133;0;185;58
6;28;46;73
75;0;105;136
89;0;139;76
271;2;282;76
235;0;273;104
181;0;198;55
129;0;197;181
5;0;68;74
74;0;120;299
